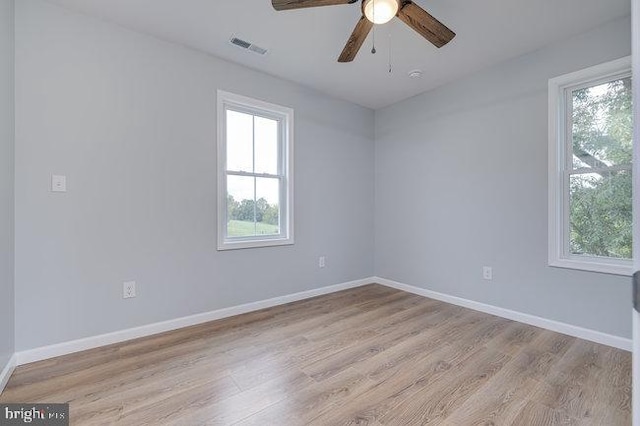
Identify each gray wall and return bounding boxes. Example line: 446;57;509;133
11;0;632;352
375;16;633;338
0;0;14;369
14;0;375;350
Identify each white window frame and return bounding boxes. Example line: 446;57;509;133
548;56;632;276
217;90;294;250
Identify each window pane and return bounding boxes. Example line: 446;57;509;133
227;175;256;237
254;116;279;175
569;170;632;259
226;110;254;173
256;177;280;235
571;77;632;169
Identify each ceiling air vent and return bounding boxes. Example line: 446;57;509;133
230;37;268;56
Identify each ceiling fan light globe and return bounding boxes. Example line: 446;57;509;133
363;0;398;24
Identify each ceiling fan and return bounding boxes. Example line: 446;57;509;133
271;0;455;62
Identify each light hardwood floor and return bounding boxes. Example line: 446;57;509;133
0;284;632;425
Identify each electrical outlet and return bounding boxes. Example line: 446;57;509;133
319;256;326;268
51;175;67;192
123;281;136;299
482;267;493;280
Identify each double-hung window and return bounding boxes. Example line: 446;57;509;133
217;90;294;250
548;57;632;275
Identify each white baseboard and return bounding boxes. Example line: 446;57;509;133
16;278;372;366
0;353;17;394
14;275;631;366
374;277;632;352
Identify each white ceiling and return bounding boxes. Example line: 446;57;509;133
45;0;630;109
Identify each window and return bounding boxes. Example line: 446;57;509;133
217;90;293;250
548;57;632;275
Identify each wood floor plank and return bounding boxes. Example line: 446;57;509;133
286;298;452;370
530;339;627;424
233;367;376;426
511;400;580;425
531;330;576;357
485;321;543;356
307;343;488;425
0;284;630;426
439;342;560;425
581;401;632;426
300;304;461;382
377;346;512;425
162;369;313;426
74;373;241;425
593;346;633;413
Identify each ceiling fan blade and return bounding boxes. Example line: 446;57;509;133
272;0;357;11
338;16;374;62
397;1;455;48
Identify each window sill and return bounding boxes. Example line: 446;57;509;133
217;237;294;251
549;257;632;276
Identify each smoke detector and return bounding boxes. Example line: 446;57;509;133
408;69;423;78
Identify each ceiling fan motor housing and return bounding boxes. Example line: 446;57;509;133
363;0;400;24
271;0;455;63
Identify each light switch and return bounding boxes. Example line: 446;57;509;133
51;175;67;192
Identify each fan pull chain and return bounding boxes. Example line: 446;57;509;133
371;26;376;54
388;31;392;73
371;0;376;54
